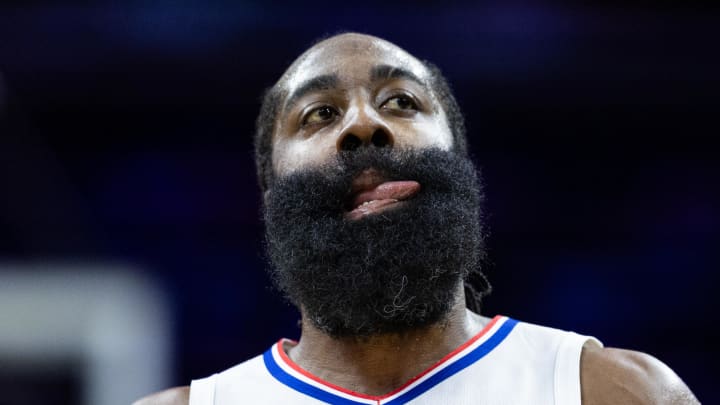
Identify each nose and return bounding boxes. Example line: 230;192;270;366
336;105;394;152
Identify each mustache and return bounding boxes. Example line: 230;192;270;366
268;147;479;215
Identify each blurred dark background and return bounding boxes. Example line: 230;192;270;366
0;0;718;403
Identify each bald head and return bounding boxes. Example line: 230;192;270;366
279;34;431;94
254;33;468;192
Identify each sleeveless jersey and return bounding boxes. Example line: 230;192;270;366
189;316;601;404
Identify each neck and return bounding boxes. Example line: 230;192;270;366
286;286;491;396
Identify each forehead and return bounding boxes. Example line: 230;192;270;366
280;35;431;96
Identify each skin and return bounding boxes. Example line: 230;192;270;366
134;33;699;404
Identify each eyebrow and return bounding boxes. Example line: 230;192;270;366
284;74;338;112
369;64;427;89
283;64;429;112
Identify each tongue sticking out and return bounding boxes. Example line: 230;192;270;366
347;181;421;220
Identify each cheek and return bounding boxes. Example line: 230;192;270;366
273;137;337;177
402;120;453;151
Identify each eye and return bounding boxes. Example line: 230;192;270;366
381;94;418;111
303;105;338;126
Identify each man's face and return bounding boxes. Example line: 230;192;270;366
271;34;454;177
262;34;485;337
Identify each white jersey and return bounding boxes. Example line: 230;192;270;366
189;316;601;404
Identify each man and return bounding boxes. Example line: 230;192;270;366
136;33;698;404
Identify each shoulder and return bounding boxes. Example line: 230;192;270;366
580;342;699;404
132;386;189;405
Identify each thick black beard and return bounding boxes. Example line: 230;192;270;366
263;148;485;338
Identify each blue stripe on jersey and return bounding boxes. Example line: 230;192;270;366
263;349;370;405
384;318;518;405
263;317;519;405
